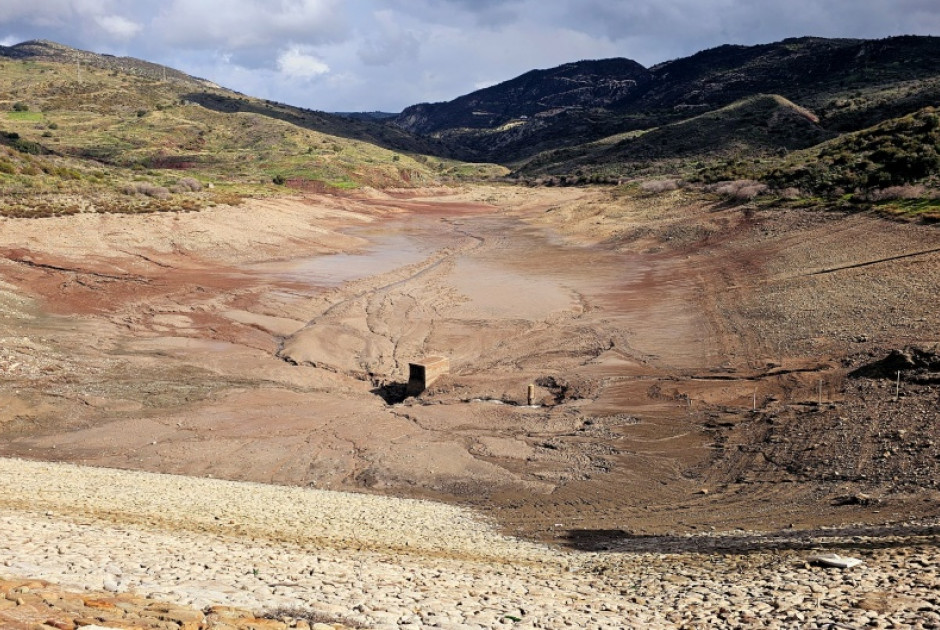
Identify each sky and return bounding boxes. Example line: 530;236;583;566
1;1;938;113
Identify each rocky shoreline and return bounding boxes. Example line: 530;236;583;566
1;458;938;629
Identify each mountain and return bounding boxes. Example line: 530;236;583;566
396;58;651;135
389;36;940;171
333;111;399;122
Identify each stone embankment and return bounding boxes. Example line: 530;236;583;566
1;458;938;629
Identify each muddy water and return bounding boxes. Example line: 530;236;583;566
265;209;711;372
249;229;436;287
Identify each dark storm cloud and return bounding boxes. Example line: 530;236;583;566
383;0;526;27
561;0;940;64
0;0;938;111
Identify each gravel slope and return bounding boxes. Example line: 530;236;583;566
2;458;939;629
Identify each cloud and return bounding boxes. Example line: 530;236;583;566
277;45;330;79
95;15;142;40
2;1;940;112
383;0;527;28
559;0;940;65
357;10;420;66
152;0;348;54
0;0;123;29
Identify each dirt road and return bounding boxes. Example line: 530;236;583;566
1;185;938;543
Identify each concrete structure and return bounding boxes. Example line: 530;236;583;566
406;356;450;396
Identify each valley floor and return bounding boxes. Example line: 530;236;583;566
0;183;938;625
1;184;938;538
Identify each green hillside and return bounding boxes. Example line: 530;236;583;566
518;94;831;178
0;41;505;218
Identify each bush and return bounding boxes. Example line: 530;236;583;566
169;177;202;193
868;184;930;201
12;102;28;112
272;174;285;185
778;187;803;200
121;182;171;199
640;179;680;194
709;179;769;200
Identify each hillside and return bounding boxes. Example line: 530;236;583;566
389;36;940;178
519;94;830;176
0;40;502;217
396;57;651;134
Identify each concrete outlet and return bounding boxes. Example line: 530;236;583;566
406;356;450;397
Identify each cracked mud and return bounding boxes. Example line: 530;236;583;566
1;186;939;543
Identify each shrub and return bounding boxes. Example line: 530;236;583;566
272;174;285;185
709;180;769;200
169;177;202;193
121;182;171;199
12;102;28;112
640;179;680;194
868;184;929;201
3;133;44;155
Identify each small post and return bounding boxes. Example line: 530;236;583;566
527;384;535;406
896;371;901;401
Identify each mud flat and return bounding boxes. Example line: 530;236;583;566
2;457;940;629
0;184;939;542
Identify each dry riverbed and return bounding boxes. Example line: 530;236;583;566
1;185;939;627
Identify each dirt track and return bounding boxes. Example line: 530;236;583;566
1;185;938;544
